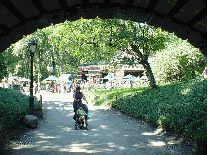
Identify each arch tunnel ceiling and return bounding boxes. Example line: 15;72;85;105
0;0;207;56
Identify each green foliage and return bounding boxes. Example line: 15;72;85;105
0;45;20;80
87;78;207;142
1;17;205;89
0;53;8;81
117;21;166;56
2;18;168;81
85;87;150;106
151;34;206;82
0;88;41;135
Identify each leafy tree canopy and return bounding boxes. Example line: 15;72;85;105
0;17;205;87
151;33;206;82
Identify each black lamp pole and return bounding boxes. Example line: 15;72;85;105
28;40;37;115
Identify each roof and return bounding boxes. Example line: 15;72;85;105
79;60;105;66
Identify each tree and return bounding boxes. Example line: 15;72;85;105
0;53;7;81
0;44;20;80
2;17;202;88
42;23;81;75
151;33;206;82
111;20;166;88
53;18;166;88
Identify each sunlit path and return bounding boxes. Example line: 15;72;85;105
3;91;193;155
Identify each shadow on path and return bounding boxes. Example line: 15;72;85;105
2;92;195;155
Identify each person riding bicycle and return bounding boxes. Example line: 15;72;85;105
73;86;88;115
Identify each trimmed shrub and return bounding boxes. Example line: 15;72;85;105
86;78;206;144
0;88;41;135
111;78;207;143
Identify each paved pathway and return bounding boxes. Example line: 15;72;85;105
2;92;194;155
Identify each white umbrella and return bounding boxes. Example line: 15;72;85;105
45;75;58;81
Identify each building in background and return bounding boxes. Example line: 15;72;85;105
78;51;154;84
78;60;146;84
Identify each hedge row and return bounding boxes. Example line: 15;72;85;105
110;78;207;142
0;88;41;135
88;78;206;143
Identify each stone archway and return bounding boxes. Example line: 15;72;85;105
0;0;206;55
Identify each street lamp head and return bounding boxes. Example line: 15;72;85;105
27;40;37;53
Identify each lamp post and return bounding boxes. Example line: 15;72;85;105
27;40;37;115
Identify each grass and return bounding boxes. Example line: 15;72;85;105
85;86;150;106
85;78;207;151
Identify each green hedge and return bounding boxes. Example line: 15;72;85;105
0;88;41;135
110;78;207;142
87;78;206;143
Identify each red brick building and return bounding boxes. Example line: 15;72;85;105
78;61;146;83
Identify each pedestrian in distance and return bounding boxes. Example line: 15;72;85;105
69;80;73;92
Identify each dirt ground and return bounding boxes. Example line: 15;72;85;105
1;91;196;155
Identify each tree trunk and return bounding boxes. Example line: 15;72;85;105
60;56;64;75
38;49;42;92
130;44;157;88
22;66;24;78
141;60;157;88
